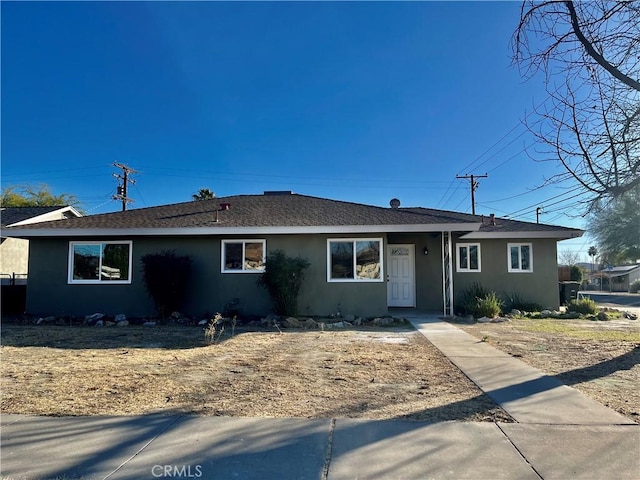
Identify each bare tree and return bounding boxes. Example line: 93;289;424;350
559;249;581;266
512;1;640;208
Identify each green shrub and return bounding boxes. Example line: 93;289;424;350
630;280;640;293
569;265;585;282
456;283;491;316
567;298;598;315
456;283;503;318
140;250;192;319
257;250;310;316
475;292;504;318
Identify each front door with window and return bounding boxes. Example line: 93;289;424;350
387;244;415;307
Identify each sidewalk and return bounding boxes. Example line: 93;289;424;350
1;317;638;480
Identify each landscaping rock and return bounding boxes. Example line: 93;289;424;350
510;309;522;316
143;321;157;327
281;317;302;328
105;321;115;326
115;314;127;322
85;313;105;325
261;314;279;327
372;317;395;327
344;314;356;322
198;319;208;326
623;312;638;320
328;321;353;329
477;316;492;323
540;310;552;317
302;318;318;330
41;316;56;324
95;320;104;327
490;317;510;323
116;320;129;327
353;317;363;326
597;311;609;321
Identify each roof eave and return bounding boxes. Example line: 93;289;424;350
460;230;584;240
2;222;483;238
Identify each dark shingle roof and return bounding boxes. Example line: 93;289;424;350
2;193;583;239
1;206;72;228
402;207;582;235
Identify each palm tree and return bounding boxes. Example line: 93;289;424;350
192;188;215;201
588;246;598;273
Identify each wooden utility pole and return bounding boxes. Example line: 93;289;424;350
456;173;488;215
112;163;137;211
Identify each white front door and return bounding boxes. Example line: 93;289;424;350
387;244;415;307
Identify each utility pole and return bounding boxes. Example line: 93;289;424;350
112;163;137;211
536;206;543;224
456;173;488;215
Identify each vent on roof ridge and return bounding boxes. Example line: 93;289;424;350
264;191;292;195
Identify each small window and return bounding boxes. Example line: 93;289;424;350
68;241;132;284
222;240;266;273
508;243;533;273
457;243;481;272
327;239;383;282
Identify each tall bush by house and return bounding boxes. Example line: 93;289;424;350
257;250;310;316
140;250;192;319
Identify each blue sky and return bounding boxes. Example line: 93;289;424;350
1;1;593;259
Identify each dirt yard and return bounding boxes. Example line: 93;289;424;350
0;325;511;422
452;317;640;422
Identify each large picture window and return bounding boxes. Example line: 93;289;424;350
456;243;481;272
508;243;533;273
327;239;383;282
222;240;266;273
68;241;132;284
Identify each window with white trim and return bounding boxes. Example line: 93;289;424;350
456;243;481;272
327;238;383;282
508;243;533;273
68;241;132;284
221;240;266;273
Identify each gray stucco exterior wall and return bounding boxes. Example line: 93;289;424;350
27;234;395;318
452;236;560;310
25;233;561;318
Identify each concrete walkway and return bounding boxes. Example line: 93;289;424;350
1;317;638;479
408;317;635;425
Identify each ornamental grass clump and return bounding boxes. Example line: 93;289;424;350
475;292;503;318
567;298;598;315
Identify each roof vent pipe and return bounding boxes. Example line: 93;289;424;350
215;203;231;223
490;213;496;226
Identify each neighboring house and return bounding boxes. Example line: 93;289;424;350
0;206;82;285
2;192;583;317
601;265;640;292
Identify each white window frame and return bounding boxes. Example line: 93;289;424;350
327;238;384;283
456;243;481;273
68;241;133;284
507;242;533;273
221;239;266;273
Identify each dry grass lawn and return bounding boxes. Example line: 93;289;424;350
0;325;511;422
454;317;640;422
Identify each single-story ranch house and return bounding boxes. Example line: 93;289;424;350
2;192;583;318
